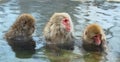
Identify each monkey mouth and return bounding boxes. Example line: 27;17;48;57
66;25;71;32
94;39;101;46
94;34;101;45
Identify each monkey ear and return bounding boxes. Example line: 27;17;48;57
85;31;87;35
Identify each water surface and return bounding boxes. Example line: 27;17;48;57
0;0;120;62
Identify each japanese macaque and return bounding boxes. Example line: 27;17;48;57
43;13;74;50
5;13;36;51
82;23;107;52
5;13;35;40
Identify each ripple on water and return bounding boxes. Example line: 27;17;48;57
0;0;120;62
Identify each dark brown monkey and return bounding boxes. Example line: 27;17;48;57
43;13;74;50
5;13;35;40
82;23;107;52
5;14;36;56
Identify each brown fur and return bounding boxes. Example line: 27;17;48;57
82;23;107;52
43;13;74;50
5;13;35;40
5;13;36;55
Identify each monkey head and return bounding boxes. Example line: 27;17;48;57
83;24;106;46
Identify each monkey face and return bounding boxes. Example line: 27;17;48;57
61;18;71;32
83;24;107;52
50;13;72;32
85;32;102;46
93;34;102;45
84;24;103;46
44;13;74;44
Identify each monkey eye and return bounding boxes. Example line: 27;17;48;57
64;19;68;22
94;35;97;37
63;18;68;23
94;34;101;38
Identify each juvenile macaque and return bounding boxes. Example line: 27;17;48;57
82;23;107;52
5;13;35;40
5;13;36;51
43;13;74;50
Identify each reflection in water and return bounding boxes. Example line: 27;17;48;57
6;38;35;58
45;46;107;62
83;52;106;62
0;0;120;62
45;48;81;62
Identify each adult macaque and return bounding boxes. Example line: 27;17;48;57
82;23;107;52
5;13;36;51
43;13;74;50
5;13;35;40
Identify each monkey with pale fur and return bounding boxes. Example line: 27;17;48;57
44;13;74;50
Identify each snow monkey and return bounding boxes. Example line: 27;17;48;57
43;13;74;50
5;13;36;50
5;13;35;40
82;23;107;52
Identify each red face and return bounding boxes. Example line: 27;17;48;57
62;18;71;32
93;34;101;45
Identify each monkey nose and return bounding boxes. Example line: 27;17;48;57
94;36;101;45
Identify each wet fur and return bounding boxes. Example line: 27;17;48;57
5;13;35;40
82;24;107;52
5;13;36;52
44;13;74;50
